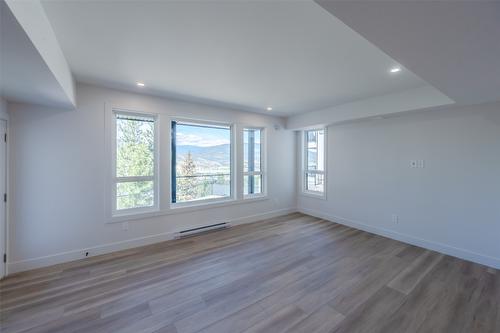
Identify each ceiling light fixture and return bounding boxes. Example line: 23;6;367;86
136;82;145;87
390;67;401;73
266;106;273;111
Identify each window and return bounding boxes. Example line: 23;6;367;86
113;112;157;213
304;129;326;195
244;128;264;197
171;120;232;204
107;107;269;220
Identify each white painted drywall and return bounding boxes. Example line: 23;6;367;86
297;101;500;268
286;85;454;130
40;0;426;116
7;83;296;273
4;0;75;108
317;1;500;105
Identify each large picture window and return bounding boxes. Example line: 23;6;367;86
244;128;264;197
108;108;269;220
113;112;157;212
171;120;232;204
304;128;326;195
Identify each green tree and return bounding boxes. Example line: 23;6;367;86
177;152;198;201
116;118;154;177
116;118;154;209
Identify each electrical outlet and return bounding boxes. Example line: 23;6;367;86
122;221;129;231
391;214;399;224
410;160;425;168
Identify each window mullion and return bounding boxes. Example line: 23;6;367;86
304;170;324;175
171;121;177;203
244;171;262;176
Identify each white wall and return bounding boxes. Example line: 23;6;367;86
9;84;500;273
8;83;296;273
297;101;500;268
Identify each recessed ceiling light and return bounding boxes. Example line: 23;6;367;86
136;82;145;87
266;106;273;111
390;67;401;73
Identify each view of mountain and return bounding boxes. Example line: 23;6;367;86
177;144;230;172
176;143;262;174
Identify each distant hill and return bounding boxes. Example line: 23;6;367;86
176;143;262;173
177;144;230;171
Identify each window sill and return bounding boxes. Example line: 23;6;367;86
170;197;235;211
107;196;269;224
243;193;266;200
171;195;268;212
300;191;326;200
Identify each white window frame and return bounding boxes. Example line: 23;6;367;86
110;109;159;217
302;128;327;199
170;118;236;209
105;106;271;223
243;127;266;199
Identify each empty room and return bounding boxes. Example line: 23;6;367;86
1;0;499;332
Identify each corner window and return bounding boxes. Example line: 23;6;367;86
113;112;157;213
244;128;264;197
304;128;326;195
171;120;232;204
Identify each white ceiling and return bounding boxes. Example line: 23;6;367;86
0;1;74;109
317;0;500;106
41;0;428;116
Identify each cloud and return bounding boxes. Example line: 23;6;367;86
176;133;229;147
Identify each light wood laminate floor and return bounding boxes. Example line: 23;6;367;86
1;213;499;333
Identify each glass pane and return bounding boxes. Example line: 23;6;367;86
176;174;231;202
306;173;324;193
117;181;154;210
244;129;261;173
244;174;262;195
116;114;155;177
306;129;324;172
174;122;231;203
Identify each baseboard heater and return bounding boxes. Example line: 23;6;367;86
176;222;230;238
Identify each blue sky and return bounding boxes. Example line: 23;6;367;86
176;124;262;147
177;124;230;147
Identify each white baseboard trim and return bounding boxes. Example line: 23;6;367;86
7;231;177;274
7;207;297;275
230;207;297;226
299;207;500;270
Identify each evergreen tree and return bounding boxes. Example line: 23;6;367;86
115;118;154;209
177;152;198;201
